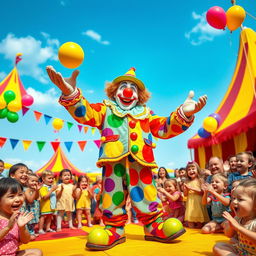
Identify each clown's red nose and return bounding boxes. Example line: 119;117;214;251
123;87;133;98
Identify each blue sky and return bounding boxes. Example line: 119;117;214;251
0;0;255;174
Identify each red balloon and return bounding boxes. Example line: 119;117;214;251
206;6;227;30
22;94;34;106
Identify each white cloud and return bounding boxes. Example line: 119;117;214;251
82;30;110;45
167;162;175;167
185;11;225;46
0;33;60;83
0;71;7;80
84;89;94;94
26;87;59;106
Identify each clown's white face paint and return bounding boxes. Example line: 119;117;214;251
114;81;138;110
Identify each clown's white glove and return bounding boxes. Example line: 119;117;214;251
182;90;207;117
46;65;79;97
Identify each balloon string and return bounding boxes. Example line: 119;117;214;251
246;11;256;21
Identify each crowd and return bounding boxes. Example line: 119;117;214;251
0;151;255;255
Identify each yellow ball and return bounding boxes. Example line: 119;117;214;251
87;229;109;245
203;116;218;133
58;42;84;69
52;118;64;130
162;218;183;237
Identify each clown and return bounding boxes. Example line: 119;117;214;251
46;66;207;250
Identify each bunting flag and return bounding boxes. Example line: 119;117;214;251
10;139;19;149
67;122;74;130
91;127;96;135
34;111;43;121
51;141;60;152
22;140;32;150
0;137;7;147
22;106;30;116
44;114;52;125
36;141;46;152
77;124;83;132
64;141;73;152
77;141;87;151
93;140;101;149
84;126;89;134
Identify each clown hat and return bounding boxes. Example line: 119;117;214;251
112;67;145;90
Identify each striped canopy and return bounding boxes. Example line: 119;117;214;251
188;28;256;168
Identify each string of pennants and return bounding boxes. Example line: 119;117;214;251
0;137;101;152
21;106;97;135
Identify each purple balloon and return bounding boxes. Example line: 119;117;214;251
198;127;211;138
209;113;221;125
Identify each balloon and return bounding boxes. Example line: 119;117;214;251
162;218;184;237
0;108;8;119
7;111;19;123
203;117;218;133
226;5;246;31
198;127;211;138
0;98;6;109
7;101;22;112
22;94;34;106
209;113;221;125
52;118;64;130
4;90;16;104
206;6;227;30
58;42;84;69
87;229;109;245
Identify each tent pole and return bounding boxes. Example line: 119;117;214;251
189;149;193;161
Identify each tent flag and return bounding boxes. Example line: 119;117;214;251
91;127;96;135
34;111;42;121
22;106;30;116
44;114;52;125
22;140;32;150
84;126;89;134
77;141;87;151
64;141;73;152
0;137;7;148
67;122;74;130
10;139;19;150
51;141;60;152
93;140;101;149
77;124;83;132
36;141;46;152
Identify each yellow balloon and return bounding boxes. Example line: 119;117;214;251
52;118;64;130
7;101;22;112
226;5;246;31
0;98;6;109
203;117;218;133
58;42;84;69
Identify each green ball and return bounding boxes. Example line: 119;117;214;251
7;111;19;123
87;229;109;245
131;145;139;153
0;108;8;119
162;218;183;237
4;90;16;104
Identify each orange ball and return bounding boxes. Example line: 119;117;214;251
58;42;84;69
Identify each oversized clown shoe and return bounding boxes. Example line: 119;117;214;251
46;66;207;250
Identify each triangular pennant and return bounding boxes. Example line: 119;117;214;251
77;141;87;151
64;141;73;152
33;111;43;121
36;141;46;152
0;137;7;147
77;124;83;132
44;114;52;125
84;126;89;134
10;139;19;149
67;122;74;130
22;140;32;151
22;106;30;116
93;140;101;149
51;141;60;152
91;127;96;135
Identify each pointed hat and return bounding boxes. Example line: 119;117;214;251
112;67;145;90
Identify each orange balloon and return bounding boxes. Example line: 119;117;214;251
52;118;64;130
226;5;246;31
7;101;22;112
0;98;6;109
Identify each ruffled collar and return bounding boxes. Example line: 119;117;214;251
104;99;151;119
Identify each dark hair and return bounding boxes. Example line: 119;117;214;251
0;177;23;199
77;175;89;187
59;169;72;177
9;163;28;177
157;167;170;179
0;159;4;164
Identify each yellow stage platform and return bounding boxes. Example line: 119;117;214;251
20;224;229;256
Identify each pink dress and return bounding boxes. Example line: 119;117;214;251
167;191;183;210
0;218;19;256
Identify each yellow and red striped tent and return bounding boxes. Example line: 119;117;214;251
188;28;256;168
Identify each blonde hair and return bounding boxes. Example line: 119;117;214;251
185;161;202;180
236;151;255;164
164;179;177;189
41;170;53;179
236;178;256;207
212;173;228;186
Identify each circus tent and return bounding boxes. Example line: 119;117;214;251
188;28;256;168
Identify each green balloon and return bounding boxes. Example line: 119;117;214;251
7;111;19;123
0;108;8;119
4;90;16;104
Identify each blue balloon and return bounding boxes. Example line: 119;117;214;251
209;113;221;125
198;127;211;138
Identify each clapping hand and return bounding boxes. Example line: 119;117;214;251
7;212;19;230
17;212;34;228
222;211;240;231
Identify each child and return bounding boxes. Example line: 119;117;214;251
56;169;76;231
201;173;230;234
0;159;5;179
184;161;209;228
26;173;40;240
158;179;185;222
227;155;237;173
9;163;29;187
156;167;170;188
0;177;42;256
75;175;93;228
228;151;254;191
213;178;256;256
38;170;58;234
91;175;103;225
